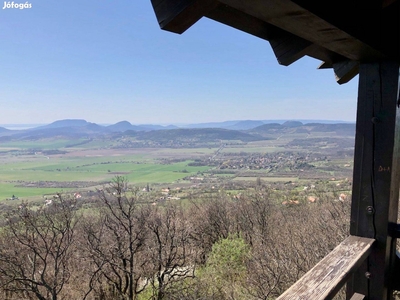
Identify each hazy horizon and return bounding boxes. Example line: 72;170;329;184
0;118;355;130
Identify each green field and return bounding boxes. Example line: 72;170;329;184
0;182;66;200
0;139;90;149
0;144;213;201
0;129;354;202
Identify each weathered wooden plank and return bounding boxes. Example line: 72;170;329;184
150;0;217;34
332;60;359;84
350;293;365;300
346;61;400;299
276;236;374;300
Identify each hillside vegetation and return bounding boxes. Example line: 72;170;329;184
0;177;350;300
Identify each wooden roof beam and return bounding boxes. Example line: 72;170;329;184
150;0;380;63
206;3;354;73
207;4;353;75
317;60;359;84
217;0;385;62
206;4;315;66
150;0;218;34
332;60;359;84
205;3;272;41
149;0;390;83
268;29;314;66
318;62;332;69
318;59;360;84
290;0;399;62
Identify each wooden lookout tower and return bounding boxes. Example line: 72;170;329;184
149;0;400;299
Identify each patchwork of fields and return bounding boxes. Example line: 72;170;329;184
0;144;213;201
0;126;354;202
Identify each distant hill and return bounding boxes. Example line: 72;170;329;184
127;128;266;143
250;123;284;134
180;119;350;130
282;121;303;128
107;122;179;132
138;124;179;131
2;119;105;140
0;127;13;137
0;119;355;142
106;121;149;132
306;123;355;136
227;120;265;130
251;122;355;137
261;119;349;125
9;124;105;140
183;121;240;129
31;119;90;130
182;120;265;130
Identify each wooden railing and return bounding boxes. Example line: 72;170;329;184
276;236;375;300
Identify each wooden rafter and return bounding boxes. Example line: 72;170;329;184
216;0;385;62
268;29;314;66
150;0;218;34
332;60;359;84
150;0;399;84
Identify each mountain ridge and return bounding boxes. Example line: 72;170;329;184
0;119;356;141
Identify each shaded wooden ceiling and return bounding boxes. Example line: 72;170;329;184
150;0;399;84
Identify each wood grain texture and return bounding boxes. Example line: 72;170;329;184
347;61;400;299
276;236;374;300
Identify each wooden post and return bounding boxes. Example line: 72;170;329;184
346;62;400;299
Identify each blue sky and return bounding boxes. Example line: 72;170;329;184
0;0;358;125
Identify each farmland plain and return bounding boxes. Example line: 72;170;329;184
0;121;355;202
0;145;215;201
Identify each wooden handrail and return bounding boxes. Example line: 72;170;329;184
277;235;375;300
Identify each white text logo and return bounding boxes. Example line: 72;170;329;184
3;1;32;9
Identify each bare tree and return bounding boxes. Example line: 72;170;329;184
83;177;149;300
231;188;272;246
188;196;231;264
146;204;194;300
0;196;77;300
245;199;350;299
